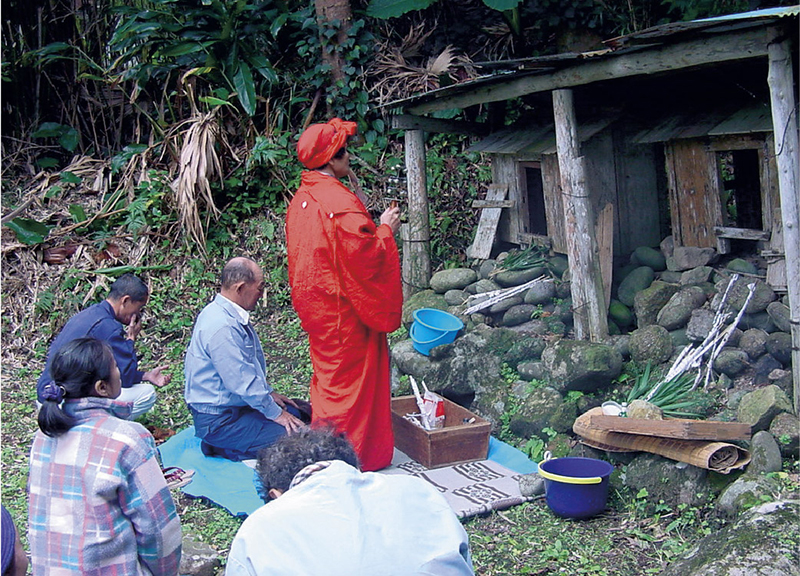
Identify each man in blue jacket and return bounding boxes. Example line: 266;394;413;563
184;257;305;461
36;274;170;419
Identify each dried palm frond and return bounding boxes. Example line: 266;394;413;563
2;155;109;231
481;22;516;61
368;44;476;105
367;19;477;105
170;110;224;251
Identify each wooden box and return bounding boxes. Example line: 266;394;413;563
391;395;491;469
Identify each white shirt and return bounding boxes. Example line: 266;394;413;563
226;460;474;576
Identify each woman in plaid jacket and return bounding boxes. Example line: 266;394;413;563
28;337;182;575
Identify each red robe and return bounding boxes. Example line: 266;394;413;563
286;171;403;471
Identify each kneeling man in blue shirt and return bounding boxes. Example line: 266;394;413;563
36;273;170;419
184;256;305;461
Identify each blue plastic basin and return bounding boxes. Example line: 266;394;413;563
412;308;464;342
410;322;457;356
538;457;614;519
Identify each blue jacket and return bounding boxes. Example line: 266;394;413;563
37;301;145;402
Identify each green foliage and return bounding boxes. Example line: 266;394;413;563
110;144;149;175
123;171;173;237
520;0;624;34
35;287;58;316
530;304;545;319
565;390;584;403
496;243;548;271
4;217;52;245
367;0;523;19
500;362;519;384
626;363;702;418
522;426;556;461
214;133;299;226
367;0;439;19
109;0;291;116
425;134;492;268
31;122;80;152
661;0;750;21
296;14;383;136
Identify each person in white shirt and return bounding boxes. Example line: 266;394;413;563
226;427;475;576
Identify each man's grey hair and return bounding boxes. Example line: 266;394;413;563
108;274;149;302
221;257;257;289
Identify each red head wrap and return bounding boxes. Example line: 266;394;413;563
297;118;358;169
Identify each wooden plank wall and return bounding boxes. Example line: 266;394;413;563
665;139;725;249
582;132;620;253
541;153;567;253
762;136;787;290
491;154;526;244
612;129;663;256
707;133;779;247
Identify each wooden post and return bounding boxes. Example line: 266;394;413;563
767;26;800;413
552;89;608;342
403;129;431;299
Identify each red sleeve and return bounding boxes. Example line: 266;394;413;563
335;212;403;333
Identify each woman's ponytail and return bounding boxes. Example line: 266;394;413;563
37;381;75;437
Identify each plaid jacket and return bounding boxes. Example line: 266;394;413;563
28;397;182;575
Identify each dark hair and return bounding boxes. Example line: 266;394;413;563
108;273;149;303
221;257;257;289
37;338;116;437
255;426;359;502
318;147;348;171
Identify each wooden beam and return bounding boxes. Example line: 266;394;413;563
466;185;508;259
516;233;552;248
471;199;515;209
553;89;608;342
767;25;800;414
390;114;487;136
588;415;751;441
402;129;431;299
409;27;768;114
714;226;770;240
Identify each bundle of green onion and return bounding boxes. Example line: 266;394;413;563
495;244;548;272
626;363;702;418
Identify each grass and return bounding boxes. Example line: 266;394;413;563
2;213;799;574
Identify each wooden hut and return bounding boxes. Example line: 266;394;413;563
385;7;799;405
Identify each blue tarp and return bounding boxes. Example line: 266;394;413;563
159;426;538;517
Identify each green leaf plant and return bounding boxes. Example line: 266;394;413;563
109;0;289;117
625;363;702;418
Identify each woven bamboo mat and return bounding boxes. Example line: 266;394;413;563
573;407;750;474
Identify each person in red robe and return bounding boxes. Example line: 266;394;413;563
286;118;402;471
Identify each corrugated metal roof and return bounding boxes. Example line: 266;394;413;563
467;116;616;155
632;104;774;143
698;5;799;22
708;105;774;135
604;5;799;48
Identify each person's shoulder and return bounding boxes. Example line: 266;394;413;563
297;176;361;214
93;412;156;452
193;296;241;334
60;300;111;328
200;295;238;320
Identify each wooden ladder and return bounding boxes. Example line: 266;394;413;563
466;184;512;260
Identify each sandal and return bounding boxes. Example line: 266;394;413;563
162;466;195;489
